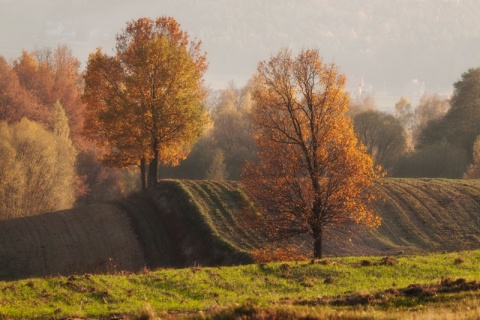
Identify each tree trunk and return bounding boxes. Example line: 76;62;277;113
140;157;146;190
147;152;159;188
311;197;323;259
313;227;323;259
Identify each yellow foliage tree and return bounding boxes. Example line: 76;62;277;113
242;48;381;258
83;17;208;189
0;118;77;219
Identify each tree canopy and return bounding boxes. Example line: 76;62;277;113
157;81;257;181
419;68;480;161
412;93;450;147
354;110;408;174
83;17;208;189
242;48;381;259
13;45;85;147
0;118;77;219
0;56;46;124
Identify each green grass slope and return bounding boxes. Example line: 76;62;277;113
124;180;252;267
0;178;479;279
2;250;480;319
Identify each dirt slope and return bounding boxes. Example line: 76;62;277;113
0;204;144;279
1;178;479;279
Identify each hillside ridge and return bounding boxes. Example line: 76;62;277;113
0;178;479;279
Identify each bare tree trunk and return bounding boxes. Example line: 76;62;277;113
140;157;146;190
311;197;323;259
147;151;159;188
313;227;323;259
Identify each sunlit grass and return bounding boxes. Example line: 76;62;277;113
1;250;480;318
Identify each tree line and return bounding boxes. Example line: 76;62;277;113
1;16;480;258
0;45;140;218
162;72;480;182
2;19;478;205
350;70;480;180
0;44;109;216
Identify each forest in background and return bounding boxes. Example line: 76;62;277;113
0;45;137;219
1;39;480;220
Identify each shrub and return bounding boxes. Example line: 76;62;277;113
0;118;77;218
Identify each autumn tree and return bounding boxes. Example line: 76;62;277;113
1;47;127;205
0;56;46;123
209;81;257;179
0;118;77;219
205;149;228;180
13;45;85;146
242;48;381;259
395;96;414;130
412;93;450;146
50;100;70;139
83;17;207;189
347;93;377;118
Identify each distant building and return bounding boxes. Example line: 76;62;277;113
346;75;372;99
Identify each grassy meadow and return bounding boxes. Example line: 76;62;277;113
1;250;480;319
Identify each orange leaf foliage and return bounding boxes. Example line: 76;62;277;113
0;56;46;124
13;45;86;148
83;17;208;171
242;48;381;258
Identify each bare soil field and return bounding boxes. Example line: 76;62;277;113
0;204;144;279
0;178;479;279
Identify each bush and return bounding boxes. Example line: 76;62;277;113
0;118;77;218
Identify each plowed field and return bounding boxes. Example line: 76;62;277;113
1;178;479;279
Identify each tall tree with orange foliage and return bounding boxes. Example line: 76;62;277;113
83;17;207;189
13;45;85;147
242;48;381;259
0;56;46;123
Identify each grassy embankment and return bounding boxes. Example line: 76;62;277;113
165;178;480;258
140;178;480;260
1;178;480;279
1;250;480;319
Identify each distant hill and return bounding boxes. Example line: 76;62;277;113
1;178;480;279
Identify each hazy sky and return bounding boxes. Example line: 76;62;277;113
1;0;479;110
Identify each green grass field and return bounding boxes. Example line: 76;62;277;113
1;250;480;319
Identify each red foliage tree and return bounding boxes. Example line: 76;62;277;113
13;45;86;147
0;56;46;123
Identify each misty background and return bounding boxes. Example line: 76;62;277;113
1;0;479;111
